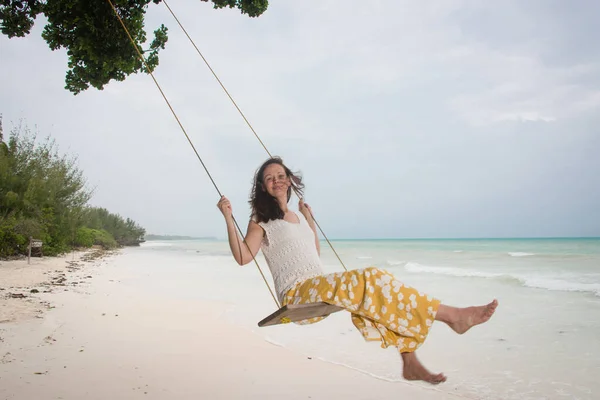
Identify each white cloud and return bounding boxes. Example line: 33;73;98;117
447;48;600;126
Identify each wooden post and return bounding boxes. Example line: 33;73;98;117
28;236;32;265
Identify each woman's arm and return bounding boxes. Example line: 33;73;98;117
299;200;320;256
218;196;264;265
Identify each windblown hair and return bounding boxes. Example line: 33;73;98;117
249;156;304;223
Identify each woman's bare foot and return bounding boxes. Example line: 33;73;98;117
401;352;447;384
443;299;498;334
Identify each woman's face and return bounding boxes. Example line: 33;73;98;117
262;163;290;198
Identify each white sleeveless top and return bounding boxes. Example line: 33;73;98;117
257;211;324;302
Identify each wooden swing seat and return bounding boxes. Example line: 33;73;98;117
258;302;344;327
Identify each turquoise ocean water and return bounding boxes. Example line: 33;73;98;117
123;237;599;399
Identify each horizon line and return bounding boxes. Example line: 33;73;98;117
149;235;600;241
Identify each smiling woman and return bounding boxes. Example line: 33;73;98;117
249;157;307;227
216;156;499;385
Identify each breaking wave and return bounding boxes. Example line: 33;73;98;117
403;262;600;297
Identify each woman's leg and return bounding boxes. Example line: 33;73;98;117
399;300;498;384
284;268;498;385
401;351;447;384
435;300;499;334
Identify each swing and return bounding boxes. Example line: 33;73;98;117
107;0;346;327
258;303;344;327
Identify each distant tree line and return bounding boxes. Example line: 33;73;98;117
0;117;145;258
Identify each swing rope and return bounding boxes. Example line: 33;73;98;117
161;0;272;159
161;0;349;273
107;0;349;313
107;0;280;308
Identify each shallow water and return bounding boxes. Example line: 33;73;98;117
126;238;600;399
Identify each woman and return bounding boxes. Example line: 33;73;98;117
217;156;498;384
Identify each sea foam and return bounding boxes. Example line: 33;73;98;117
404;262;600;297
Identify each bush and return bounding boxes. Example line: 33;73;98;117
0;217;27;257
74;227;117;249
92;229;118;249
75;227;95;247
14;218;44;240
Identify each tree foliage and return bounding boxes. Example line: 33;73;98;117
80;206;145;247
0;118;146;258
0;0;268;94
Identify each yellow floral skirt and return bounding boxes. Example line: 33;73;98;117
283;266;441;353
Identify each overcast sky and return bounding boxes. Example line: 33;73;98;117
1;0;599;239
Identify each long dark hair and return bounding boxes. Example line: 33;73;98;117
250;156;305;223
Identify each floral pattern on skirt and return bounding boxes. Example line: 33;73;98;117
283;266;441;353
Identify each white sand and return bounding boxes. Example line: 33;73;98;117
0;250;459;400
0;250;104;324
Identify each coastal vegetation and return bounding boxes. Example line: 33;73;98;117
0;118;145;258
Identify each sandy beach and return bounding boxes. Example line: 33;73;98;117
1;249;460;400
0;249;109;325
